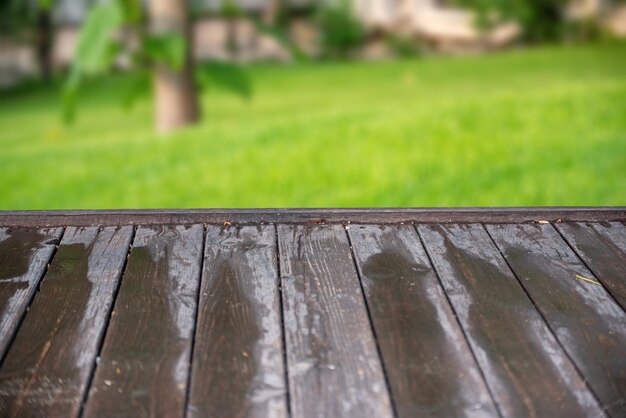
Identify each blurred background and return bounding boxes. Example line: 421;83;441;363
0;0;625;209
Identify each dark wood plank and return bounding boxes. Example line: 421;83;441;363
417;223;605;418
187;225;287;418
0;207;623;227
83;225;204;418
487;223;626;417
278;224;393;418
555;221;626;310
0;227;62;359
348;224;498;418
0;226;133;417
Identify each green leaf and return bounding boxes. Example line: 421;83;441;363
221;0;242;18
121;70;151;110
37;0;54;12
61;76;79;124
73;0;123;75
196;61;252;100
117;0;142;24
62;1;124;124
143;33;186;71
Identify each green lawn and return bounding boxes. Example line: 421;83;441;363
1;42;625;209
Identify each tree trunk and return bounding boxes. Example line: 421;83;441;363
149;0;200;133
36;9;53;83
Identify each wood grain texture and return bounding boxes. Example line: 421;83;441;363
278;224;393;418
0;227;62;359
487;223;626;417
187;225;287;418
417;223;605;418
348;224;498;418
0;226;133;418
83;225;204;418
0;207;623;227
555;221;626;310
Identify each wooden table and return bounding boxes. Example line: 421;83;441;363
0;208;624;418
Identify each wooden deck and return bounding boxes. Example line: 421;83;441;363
0;208;624;418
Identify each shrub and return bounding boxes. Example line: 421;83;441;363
453;0;568;42
316;0;364;58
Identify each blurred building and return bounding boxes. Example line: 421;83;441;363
1;0;625;86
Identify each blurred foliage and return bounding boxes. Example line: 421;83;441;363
0;0;51;35
143;33;187;70
561;18;604;42
386;34;423;58
1;0;58;82
315;0;364;58
120;68;151;109
64;0;251;123
220;0;243;19
251;17;309;62
453;0;567;42
71;1;123;76
196;61;252;99
64;0;126;121
454;0;626;42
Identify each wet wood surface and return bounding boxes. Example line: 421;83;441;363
0;211;624;418
188;225;287;418
0;226;133;417
278;224;393;418
0;227;62;360
417;223;605;418
487;223;626;417
348;224;498;418
83;225;204;418
555;221;626;311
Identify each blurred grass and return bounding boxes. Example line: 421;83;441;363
0;42;625;209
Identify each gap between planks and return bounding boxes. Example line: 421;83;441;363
182;223;208;418
413;225;505;418
0;227;66;368
481;224;607;415
344;227;399;418
273;224;293;418
76;226;137;418
551;224;626;315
